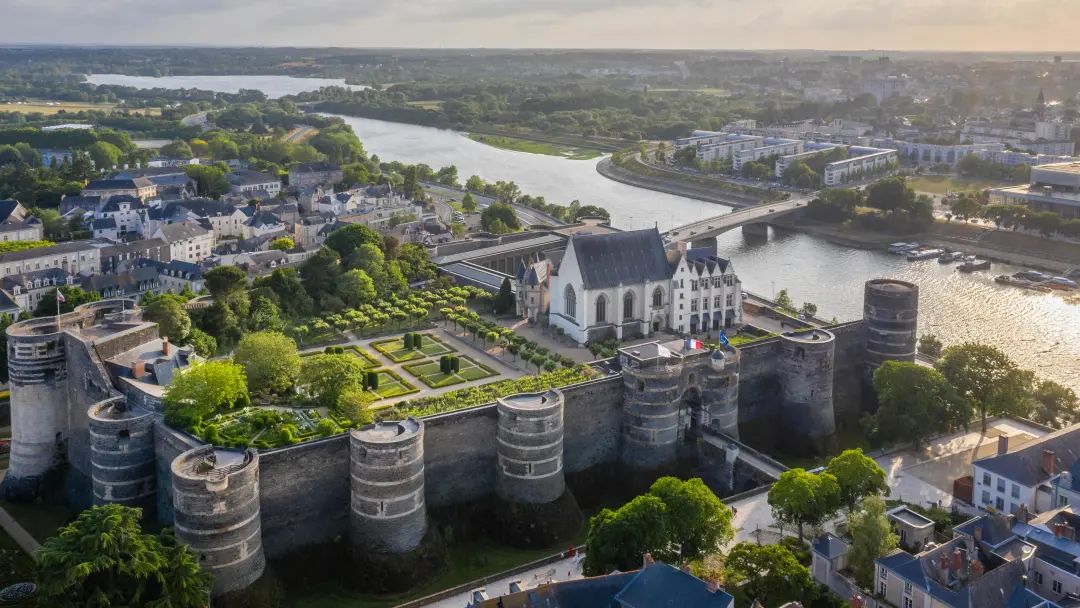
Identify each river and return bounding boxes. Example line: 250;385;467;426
78;74;1080;388
334;114;1080;389
86;74;368;98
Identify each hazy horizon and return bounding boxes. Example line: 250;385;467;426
9;0;1080;53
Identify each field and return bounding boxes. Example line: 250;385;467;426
371;334;454;363
907;175;1016;195
403;355;498;389
406;100;444;110
0;100;161;116
368;369;419;399
467;133;603;160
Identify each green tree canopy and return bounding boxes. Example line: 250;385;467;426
338;268;377;309
186;328;217;358
34;286;100;317
583;495;668;576
481;201;520;233
233;331;301;396
36;504;211;608
846;495;899;587
325;223;383;259
825;449;888;512
723;542;818;607
269;236;295;251
143;296;192;342
184;164;229;198
163;360;250;427
936;343;1033;430
869;361;970;447
299;353;366;408
88;141;123;170
203;264;248;299
768;468;840;541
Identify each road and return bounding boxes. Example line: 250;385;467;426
284;125;317;144
424;553;584;608
664;196;812;241
422;182;561;228
180;111;209;129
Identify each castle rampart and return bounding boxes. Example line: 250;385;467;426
349;418;427;554
89;397;157;515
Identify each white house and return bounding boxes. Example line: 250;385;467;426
0;200;44;243
972;426;1080;516
152;222;214;264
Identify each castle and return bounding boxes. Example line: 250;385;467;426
1;278;920;597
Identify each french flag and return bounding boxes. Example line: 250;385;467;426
685;338;703;350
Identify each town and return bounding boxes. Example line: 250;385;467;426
0;39;1076;608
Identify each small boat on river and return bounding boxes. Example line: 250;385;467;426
907;248;945;261
938;251;964;263
958;258;991;272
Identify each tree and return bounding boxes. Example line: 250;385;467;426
186;328;217;357
866;176;914;212
494;277;515;314
846;496;899;587
481;201;520;233
800;302;818;318
774;288;795;312
825;449;887;513
338;269;377;308
1031;380;1080;429
768;468;840;541
143;296;191;342
936;343;1033;431
163;360;249;428
269;236;295;251
247;296;286;333
34;286;100;317
325;223;383;259
160;140;193;159
461;192;478;213
868;361;970;447
28;207;65;240
723;542;818;607
582;495;668;575
336;386;375;426
233;331;301;396
88;141;123;170
300;246;343;303
204;265;247;299
184;164;229;198
582;477;732;575
299;353;366;408
254;267;313;318
918;334;943;359
36;504;211;608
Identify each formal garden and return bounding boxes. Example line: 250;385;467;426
403;354;498;389
371;332;455;363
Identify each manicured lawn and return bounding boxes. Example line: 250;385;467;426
369;370;419;399
303;346;379;369
403;356;499;389
467;133;603;160
287;533;583;608
907;175;1016;195
371;334;454;364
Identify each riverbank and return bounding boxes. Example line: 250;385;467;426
596;157;764;208
467;133;602;160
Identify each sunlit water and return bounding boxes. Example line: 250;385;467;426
86;74;368;98
76;75;1078;388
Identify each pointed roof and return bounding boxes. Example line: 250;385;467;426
568;228;672;290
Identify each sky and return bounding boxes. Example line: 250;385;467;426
7;0;1080;51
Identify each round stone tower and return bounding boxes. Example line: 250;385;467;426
779;329;836;453
88;397;156;515
496;390;565;505
863;279;920;380
2;317;71;498
702;346;740;438
619;343;684;470
349;418;426;554
171;446;265;597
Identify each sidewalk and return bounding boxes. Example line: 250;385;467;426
0;471;41;560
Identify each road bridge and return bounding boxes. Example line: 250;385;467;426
663;195;814;248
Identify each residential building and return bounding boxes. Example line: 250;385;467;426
1;268;77;313
147;156;199;168
91;195;149;241
98;238;171;274
0;240;105;277
38;149;74;167
874;139;1006;167
516;258;551;323
989;162;1080;219
669;245;742;334
151;222;214;264
288;161;343;189
82;265;161;300
227;169;282;198
821;146;898;186
157;199;248;240
975;150;1079;167
973;426;1080;515
141;259;206;294
0;200;44;242
82;177;157;202
861;76;906;103
887;505;935;553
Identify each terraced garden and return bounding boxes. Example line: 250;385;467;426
368;369;420;399
371;334;455;363
403;355;498;389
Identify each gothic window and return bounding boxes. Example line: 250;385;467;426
595;295;607;323
652;287;663;307
564;285;576;319
623;292;634;320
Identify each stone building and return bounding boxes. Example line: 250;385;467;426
288;161;344;189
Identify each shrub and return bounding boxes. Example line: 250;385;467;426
415;333;423;348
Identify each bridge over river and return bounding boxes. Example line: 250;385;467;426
663;195;815;248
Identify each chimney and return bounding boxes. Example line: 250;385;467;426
969;559;985;580
162;336;171;356
951;547;963;577
642;553;655;568
1054;522;1066;538
1043;450;1056;476
938;552;950;577
850;595;866;608
706;579;719;594
1018;503;1031;524
998;434;1010;456
132;360;145;378
974;525;982;543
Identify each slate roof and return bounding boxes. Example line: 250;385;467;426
290;161;341;173
164;198;241;218
955;514;1015;546
0;240;103;263
227;170;280;187
976;426;1080;487
84;177;153;191
92;217;117;230
60;195;101;214
156;222;211;242
568;228;672;290
614;563;734;608
100;195;145;212
812;533;851;559
1;267;71;290
114;166;188;179
0;200;25;223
